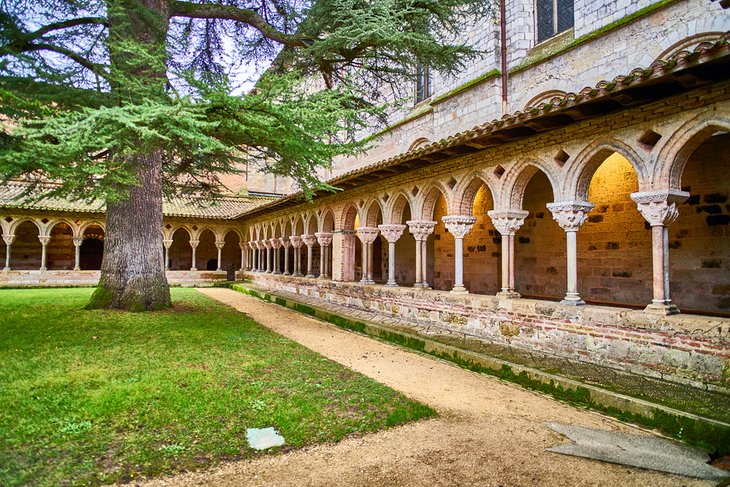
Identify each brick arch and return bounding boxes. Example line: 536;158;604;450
339;203;358;230
416;183;450;221
451;172;495;215
363;198;383;227
387;191;415;224
408;137;431;152
566;138;648;201
654;32;724;62
501;159;559;209
654;110;730;190
321;209;335;232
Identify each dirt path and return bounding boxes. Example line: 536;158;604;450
128;288;712;487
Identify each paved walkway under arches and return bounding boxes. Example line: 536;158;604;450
126;288;716;487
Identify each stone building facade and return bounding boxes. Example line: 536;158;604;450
1;0;729;390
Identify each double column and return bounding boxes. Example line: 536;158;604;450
378;224;406;287
547;201;594;306
356;227;380;284
256;240;266;272
406;221;436;289
281;237;291;275
270;238;282;274
631;190;689;315
442;216;477;295
488;210;528;298
3;234;14;271
289;235;304;276
190;239;200;271
163;238;173;270
263;239;273;273
302;234;318;278
215;240;225;271
315;232;333;279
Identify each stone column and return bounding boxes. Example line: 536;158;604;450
356;227;380;284
2;234;14;271
38;235;51;271
72;236;83;271
282;238;291;275
302;234;318;278
378;224;406;287
163;238;173;270
315;232;333;279
407;221;436;289
238;242;248;272
270;238;282;274
215;240;225;271
546;201;595;306
189;239;200;271
442;216;477;294
289;236;303;276
246;242;255;271
488;210;529;298
631;189;689;315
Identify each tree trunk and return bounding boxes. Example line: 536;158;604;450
87;150;171;310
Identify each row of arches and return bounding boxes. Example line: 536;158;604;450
246;109;730;315
0;218;245;274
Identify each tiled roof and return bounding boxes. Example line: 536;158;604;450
0;182;276;219
241;31;730;219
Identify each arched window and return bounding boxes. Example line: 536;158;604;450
536;0;574;44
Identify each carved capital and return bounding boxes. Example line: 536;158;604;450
239;242;247;250
487;210;529;236
189;239;200;249
546;201;595;232
315;232;333;247
38;235;51;245
163;238;173;249
262;239;272;249
215;240;226;250
247;241;256;250
302;234;318;247
377;224;406;243
630;190;689;227
269;237;281;249
442;216;477;239
289;235;303;248
356;227;380;245
72;236;84;247
281;237;291;248
406;220;437;241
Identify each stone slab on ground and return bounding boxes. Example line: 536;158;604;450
246;428;285;451
546;422;728;480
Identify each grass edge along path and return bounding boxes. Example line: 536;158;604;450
0;288;436;486
229;283;730;458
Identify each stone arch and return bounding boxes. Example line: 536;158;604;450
9;217;42;235
416;183;450;220
654;32;724;62
292;215;305;235
223;228;244;241
339;203;358;230
654;110;730;190
78;219;106;236
502;159;559;209
451;172;495;215
168;226;192;270
363;198;384;227
197;228;218;271
524;89;567;110
45;218;79;237
321;209;335;232
566;138;648;201
408;137;431;152
387;191;415;224
79;223;105;270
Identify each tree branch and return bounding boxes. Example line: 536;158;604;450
170;1;309;47
24;17;107;42
21;43;107;79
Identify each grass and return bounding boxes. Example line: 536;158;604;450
0;288;435;486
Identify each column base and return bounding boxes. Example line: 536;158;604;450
274;271;282;275
305;274;315;278
645;302;680;316
283;271;291;276
413;282;431;290
293;272;303;277
496;290;521;299
216;268;223;272
450;286;469;295
560;297;585;306
191;268;197;272
385;281;399;287
360;278;375;285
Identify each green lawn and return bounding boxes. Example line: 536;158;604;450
0;288;435;486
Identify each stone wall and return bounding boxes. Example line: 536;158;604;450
0;270;234;286
247;273;730;390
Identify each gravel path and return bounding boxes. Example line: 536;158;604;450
125;288;712;487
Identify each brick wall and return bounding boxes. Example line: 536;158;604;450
12;221;42;270
47;222;75;270
671;134;730;313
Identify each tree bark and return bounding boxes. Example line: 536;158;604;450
87;150;171;310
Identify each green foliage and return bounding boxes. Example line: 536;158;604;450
0;288;436;485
